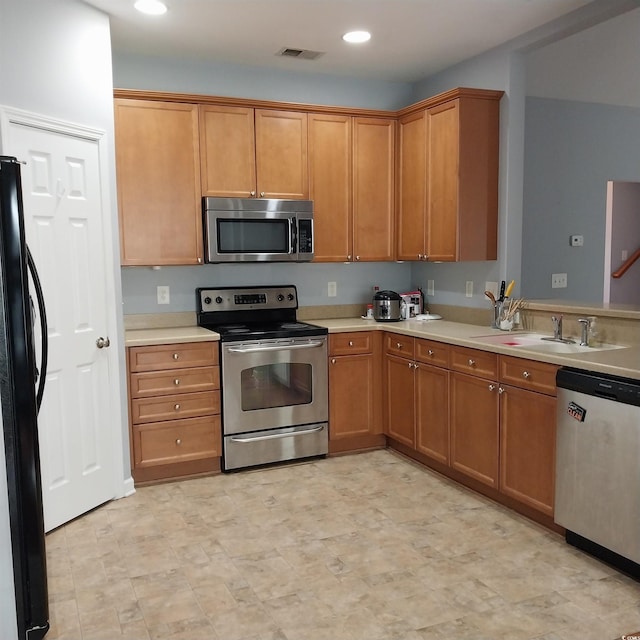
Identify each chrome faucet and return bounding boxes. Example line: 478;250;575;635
578;317;592;347
542;314;575;344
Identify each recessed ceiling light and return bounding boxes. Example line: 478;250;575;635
134;0;168;16
342;30;371;44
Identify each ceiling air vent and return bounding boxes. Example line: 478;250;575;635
277;47;325;61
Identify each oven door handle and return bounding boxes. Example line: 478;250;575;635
229;425;325;443
226;340;325;354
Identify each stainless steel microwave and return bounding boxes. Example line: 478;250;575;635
203;197;314;263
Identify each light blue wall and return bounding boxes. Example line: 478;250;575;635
521;97;640;301
122;262;412;314
113;52;414;111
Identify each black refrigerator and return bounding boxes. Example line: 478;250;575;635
0;156;49;639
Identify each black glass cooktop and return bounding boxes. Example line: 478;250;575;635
202;321;327;342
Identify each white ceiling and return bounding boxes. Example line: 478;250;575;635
82;0;595;82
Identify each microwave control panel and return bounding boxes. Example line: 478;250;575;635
298;219;313;255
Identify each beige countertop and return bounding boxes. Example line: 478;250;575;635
125;326;219;347
123;315;639;380
309;317;640;381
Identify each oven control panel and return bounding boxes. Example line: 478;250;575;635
197;286;298;312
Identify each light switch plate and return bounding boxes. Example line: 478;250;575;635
327;281;337;297
427;280;434;296
465;281;473;297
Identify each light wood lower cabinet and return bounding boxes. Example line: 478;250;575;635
385;337;558;522
328;332;384;453
127;341;221;483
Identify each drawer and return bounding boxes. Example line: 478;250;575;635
133;415;221;468
130;366;220;398
131;391;220;424
329;332;372;356
129;341;218;373
385;333;415;359
499;356;558;396
415;339;450;368
450;346;498;379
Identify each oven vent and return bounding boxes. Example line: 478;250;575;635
277;47;325;60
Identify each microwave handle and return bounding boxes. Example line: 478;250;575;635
290;217;297;255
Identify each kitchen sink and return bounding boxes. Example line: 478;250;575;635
470;332;624;353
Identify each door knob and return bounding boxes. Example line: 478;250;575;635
96;336;110;349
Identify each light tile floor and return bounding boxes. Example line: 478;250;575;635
45;450;640;640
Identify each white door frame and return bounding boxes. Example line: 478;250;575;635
0;105;133;503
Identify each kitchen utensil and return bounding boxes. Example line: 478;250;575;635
498;281;506;301
373;290;402;322
484;290;496;304
504;280;515;298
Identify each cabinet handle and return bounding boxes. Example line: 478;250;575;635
197;257;202;264
173;353;179;360
423;255;428;261
499;387;505;394
356;256;360;261
522;371;530;379
418;254;423;260
331;358;336;364
348;341;354;346
468;359;476;367
174;379;180;385
408;362;413;369
489;384;496;391
174;404;180;410
428;349;434;356
250;191;256;197
260;192;265;197
176;439;182;445
347;255;352;260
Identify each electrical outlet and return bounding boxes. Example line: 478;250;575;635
465;281;473;298
327;281;337;297
427;280;434;296
157;285;170;304
551;273;567;289
570;235;584;247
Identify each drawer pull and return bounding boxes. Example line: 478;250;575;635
397;342;403;349
331;358;336;364
468;359;476;367
408;362;413;369
174;404;181;411
522;371;531;379
489;384;496;391
428;349;434;356
349;341;354;346
176;439;182;445
172;353;179;360
174;379;180;386
499;387;505;394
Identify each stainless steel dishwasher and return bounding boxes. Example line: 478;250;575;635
555;367;640;578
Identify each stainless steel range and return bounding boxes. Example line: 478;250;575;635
196;285;328;471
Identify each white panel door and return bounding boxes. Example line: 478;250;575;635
5;121;116;531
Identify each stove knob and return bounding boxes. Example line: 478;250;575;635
204;296;212;305
215;296;223;304
277;294;285;302
287;293;294;301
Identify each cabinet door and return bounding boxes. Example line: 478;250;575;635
450;372;499;487
353;117;395;261
199;105;256;197
415;363;449;464
329;353;376;439
308;114;352;261
114;99;202;265
500;385;556;516
426;100;459;262
397;110;427;261
386;354;415;447
255;109;308;199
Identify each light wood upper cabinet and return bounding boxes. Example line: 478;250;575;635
353;117;395;262
397;91;501;262
114;99;203;266
308;113;352;262
309;114;395;262
199;105;256;198
200;105;308;199
397;110;427;261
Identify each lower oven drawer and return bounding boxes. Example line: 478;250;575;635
223;422;328;471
